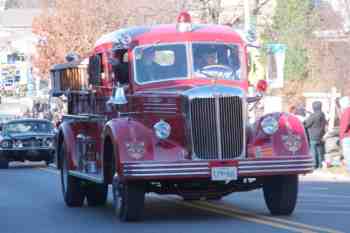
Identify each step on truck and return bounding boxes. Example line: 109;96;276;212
51;12;313;221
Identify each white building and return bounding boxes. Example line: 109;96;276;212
0;0;41;96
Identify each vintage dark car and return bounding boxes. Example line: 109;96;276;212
0;118;56;168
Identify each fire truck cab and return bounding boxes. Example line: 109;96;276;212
51;12;313;221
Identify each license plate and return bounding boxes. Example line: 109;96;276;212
211;167;237;181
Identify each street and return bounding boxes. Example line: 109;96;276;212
1;163;349;233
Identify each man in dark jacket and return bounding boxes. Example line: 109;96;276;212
304;101;327;169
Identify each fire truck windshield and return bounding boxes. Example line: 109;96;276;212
133;43;241;84
134;44;188;83
193;43;241;80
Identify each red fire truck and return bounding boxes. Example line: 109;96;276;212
51;12;313;221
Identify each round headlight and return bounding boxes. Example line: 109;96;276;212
154;120;171;140
261;116;279;135
45;138;53;147
14;140;23;148
1;140;12;148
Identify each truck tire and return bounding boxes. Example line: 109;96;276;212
113;179;145;221
60;143;85;207
263;175;298;215
0;157;9;169
86;183;108;206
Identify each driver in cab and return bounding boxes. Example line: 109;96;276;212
194;46;240;80
194;48;218;72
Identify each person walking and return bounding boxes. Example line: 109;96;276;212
339;96;350;172
304;101;327;169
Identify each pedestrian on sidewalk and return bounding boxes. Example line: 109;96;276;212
304;101;327;169
339;96;350;172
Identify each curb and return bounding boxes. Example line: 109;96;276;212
302;169;350;181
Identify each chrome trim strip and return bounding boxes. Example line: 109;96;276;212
144;107;177;110
239;158;313;165
68;170;104;183
0;147;54;151
239;163;314;169
124;171;209;177
144;103;177;107
239;168;313;174
215;96;223;159
125;167;210;172
143;111;177;114
124;162;209;168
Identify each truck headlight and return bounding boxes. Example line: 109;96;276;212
261;116;279;135
154;120;171;140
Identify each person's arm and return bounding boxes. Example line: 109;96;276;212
303;114;314;129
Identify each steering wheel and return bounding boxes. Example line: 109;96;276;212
199;64;237;80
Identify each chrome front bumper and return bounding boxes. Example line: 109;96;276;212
122;156;314;180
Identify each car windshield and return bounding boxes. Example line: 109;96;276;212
134;44;188;83
4;121;54;134
192;43;241;80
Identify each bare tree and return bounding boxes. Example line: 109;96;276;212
32;0;179;79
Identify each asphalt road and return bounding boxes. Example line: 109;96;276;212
1;163;350;233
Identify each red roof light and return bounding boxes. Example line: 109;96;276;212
177;11;192;23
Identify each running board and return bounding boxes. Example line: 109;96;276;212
69;170;104;183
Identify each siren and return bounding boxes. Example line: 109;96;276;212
176;11;192;32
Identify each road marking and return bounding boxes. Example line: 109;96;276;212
37;168;344;233
306;187;329;191
297;203;350;208
300;193;350;199
192;201;344;233
297;210;350;215
38;167;60;175
157;196;317;233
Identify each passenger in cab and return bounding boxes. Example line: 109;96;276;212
137;47;161;82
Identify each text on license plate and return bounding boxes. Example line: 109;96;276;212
211;167;237;181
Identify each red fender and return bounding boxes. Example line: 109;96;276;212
58;120;103;170
248;112;309;158
103;117;189;176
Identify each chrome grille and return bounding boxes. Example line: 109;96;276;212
190;96;243;160
219;97;243;159
22;139;43;148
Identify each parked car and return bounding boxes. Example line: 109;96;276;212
0;118;56;168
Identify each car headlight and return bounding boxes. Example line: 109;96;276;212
154;120;171;140
14;140;23;148
261;116;279;135
1;140;12;148
45;138;54;147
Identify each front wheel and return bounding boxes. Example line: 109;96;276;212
86;183;108;206
263;175;298;215
113;178;145;221
60;143;85;207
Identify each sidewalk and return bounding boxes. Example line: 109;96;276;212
303;166;350;181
